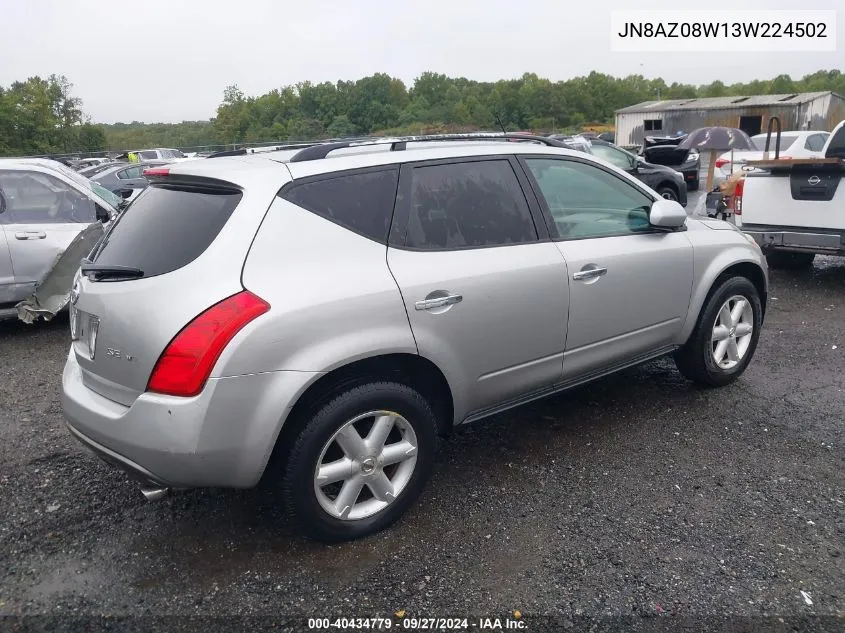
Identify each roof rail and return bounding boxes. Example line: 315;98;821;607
288;133;568;163
207;142;320;159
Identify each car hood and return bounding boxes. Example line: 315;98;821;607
696;217;740;231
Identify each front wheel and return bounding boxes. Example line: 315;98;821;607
283;382;439;542
674;276;762;387
657;185;679;202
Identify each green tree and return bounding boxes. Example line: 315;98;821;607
326;115;358;138
4;68;845;157
77;123;107;151
770;74;796;94
703;80;727;97
214;84;251;145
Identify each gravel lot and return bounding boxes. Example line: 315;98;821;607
1;250;843;631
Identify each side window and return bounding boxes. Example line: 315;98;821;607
283;168;399;243
139;151;158;160
805;134;827;152
590;143;634;170
524;159;654;239
405;160;537;249
0;170;96;224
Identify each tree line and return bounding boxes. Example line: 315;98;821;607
0;75;106;156
210;69;845;145
1;70;844;156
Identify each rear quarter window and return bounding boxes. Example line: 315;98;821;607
91;184;241;278
282;168;399;243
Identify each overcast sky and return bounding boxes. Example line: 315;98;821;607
1;0;842;123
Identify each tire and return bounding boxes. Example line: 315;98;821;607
656;185;679;201
765;251;815;270
674;276;763;387
283;381;439;542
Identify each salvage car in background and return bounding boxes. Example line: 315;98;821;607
640;135;701;190
713;130;831;186
731;121;845;269
92;161;167;202
119;148;190;162
78;161;121;178
0;159;118;321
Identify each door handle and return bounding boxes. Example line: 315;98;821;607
415;294;463;311
572;267;607;281
15;231;47;240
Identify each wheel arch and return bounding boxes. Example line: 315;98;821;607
679;256;768;344
262;352;455;482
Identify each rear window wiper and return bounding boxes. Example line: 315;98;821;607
80;261;144;280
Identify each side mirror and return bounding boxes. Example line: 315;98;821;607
95;205;110;224
649;198;687;229
118;188;134;200
628;155;639;171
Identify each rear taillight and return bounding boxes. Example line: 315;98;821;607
715;158;730;168
147;291;270;397
143;167;170;177
732;177;745;216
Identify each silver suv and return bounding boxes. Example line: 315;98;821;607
61;134;768;542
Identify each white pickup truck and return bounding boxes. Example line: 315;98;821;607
733;121;845;269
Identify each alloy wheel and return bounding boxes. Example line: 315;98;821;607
313;410;418;521
711;295;754;370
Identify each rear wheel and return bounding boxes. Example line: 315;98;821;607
765;251;815;270
283;382;438;542
657;185;679;202
674;276;762;387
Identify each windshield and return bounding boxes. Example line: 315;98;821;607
91;183;122;209
751;133;799;152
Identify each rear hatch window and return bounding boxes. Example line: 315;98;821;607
89;184;241;279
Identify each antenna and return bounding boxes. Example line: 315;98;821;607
494;113;508;134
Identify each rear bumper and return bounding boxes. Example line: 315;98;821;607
743;225;845;255
66;421;168;487
61;349;320;488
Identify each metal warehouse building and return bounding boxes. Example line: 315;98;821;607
615;91;845;148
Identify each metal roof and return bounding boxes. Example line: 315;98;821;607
616;91;839;114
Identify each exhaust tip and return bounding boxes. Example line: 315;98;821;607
140;485;170;502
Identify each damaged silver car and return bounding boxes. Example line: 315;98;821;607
0;159;119;322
